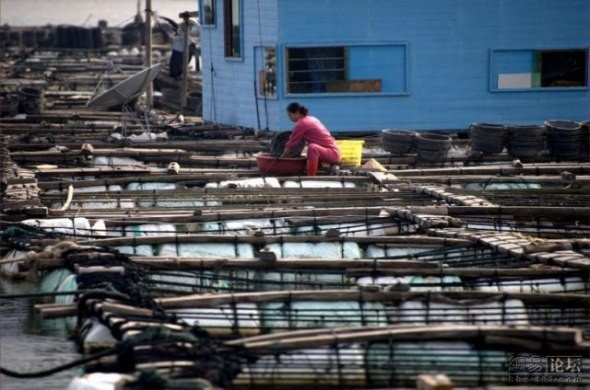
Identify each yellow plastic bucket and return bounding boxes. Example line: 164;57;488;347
335;139;364;166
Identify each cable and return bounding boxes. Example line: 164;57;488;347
206;22;217;122
255;0;269;131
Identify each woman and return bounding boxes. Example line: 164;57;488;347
281;102;341;176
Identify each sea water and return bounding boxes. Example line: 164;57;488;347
0;279;81;389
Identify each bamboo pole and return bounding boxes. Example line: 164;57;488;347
35;304;77;318
391;175;590;184
130;258;440;270
180;13;190;114
225;325;392;346
82;234;470;247
235;325;587;352
344;267;585;278
156;290;589;309
392;164;590;177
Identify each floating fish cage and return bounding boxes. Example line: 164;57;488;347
37;255;588;387
2;47;590;389
68;330;589;388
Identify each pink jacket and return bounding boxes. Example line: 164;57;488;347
286;116;339;150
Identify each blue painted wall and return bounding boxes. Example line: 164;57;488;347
199;0;281;130
200;0;590;132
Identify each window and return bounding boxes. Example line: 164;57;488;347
224;0;241;58
201;0;215;26
257;47;277;97
287;47;346;93
286;44;408;95
538;50;587;88
492;48;587;90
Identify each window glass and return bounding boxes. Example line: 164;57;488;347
258;47;277;97
287;47;346;93
538;50;587;88
224;0;241;58
202;0;215;25
286;44;407;95
493;49;587;89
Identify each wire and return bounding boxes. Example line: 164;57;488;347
206;22;217;123
255;0;269;131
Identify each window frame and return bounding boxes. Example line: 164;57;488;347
489;47;589;92
283;42;410;98
223;0;242;60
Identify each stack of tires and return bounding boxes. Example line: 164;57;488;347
469;123;508;155
506;124;545;158
545;120;584;160
415;133;452;162
0;94;19;117
381;129;417;155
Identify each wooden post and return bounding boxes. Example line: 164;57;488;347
180;12;191;114
145;0;153;107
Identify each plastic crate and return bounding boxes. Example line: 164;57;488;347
335;139;364;166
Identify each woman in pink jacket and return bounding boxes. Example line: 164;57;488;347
281;102;341;176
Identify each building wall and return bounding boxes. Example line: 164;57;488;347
201;0;589;132
199;0;280;130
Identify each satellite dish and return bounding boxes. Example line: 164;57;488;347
86;63;163;109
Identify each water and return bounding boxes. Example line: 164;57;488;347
0;279;81;389
1;0;198;27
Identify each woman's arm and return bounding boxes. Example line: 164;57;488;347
285;121;306;150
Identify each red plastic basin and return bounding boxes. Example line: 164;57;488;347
255;152;306;174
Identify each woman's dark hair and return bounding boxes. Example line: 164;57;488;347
286;102;308;116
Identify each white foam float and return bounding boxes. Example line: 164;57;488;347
474;277;587;293
205;177;281;189
392;299;528;326
0;250;28;277
21;217;92;236
168;303;261;336
79;318;117;351
234;344;365;387
261;301;389;329
157;243;255;258
264;242;362;259
202;218;286;235
92;156;145;168
363;245;432;259
366;341;506;383
67;373;131;390
283;180;356;188
124;224;177;237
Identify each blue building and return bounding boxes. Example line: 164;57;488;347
198;0;589;132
